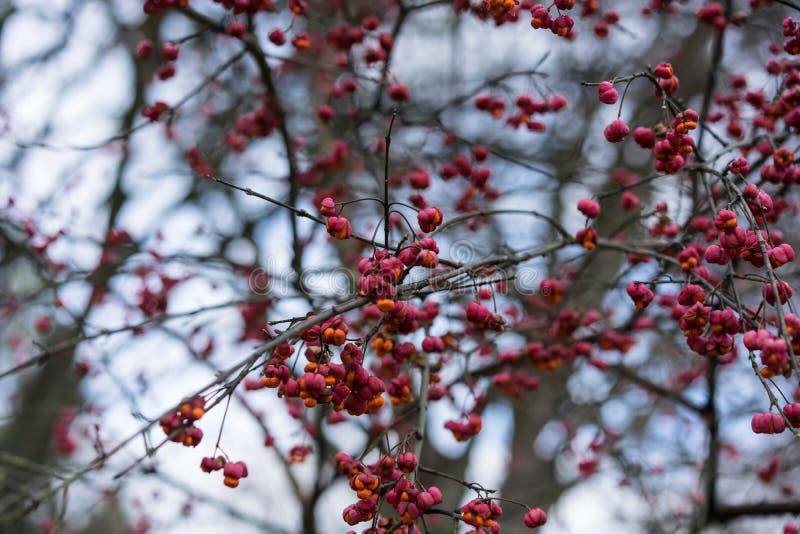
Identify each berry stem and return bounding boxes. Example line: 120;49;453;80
384;110;398;250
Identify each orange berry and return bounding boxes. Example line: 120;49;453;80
376;298;395;312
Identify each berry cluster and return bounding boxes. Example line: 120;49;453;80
530;2;575;38
200;456;249;488
631;108;697;174
783;17;800;55
445;413;483;441
744;327;795;378
460;498;503;533
336;451;443;529
261;340;386;416
474;92;568;133
696;3;727;31
160;397;205;447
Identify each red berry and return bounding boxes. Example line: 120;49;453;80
136;40;153;59
161;43;180;61
524;507;547;528
603;119;630;143
388;83;410;102
598;81;618;104
269;29;286;46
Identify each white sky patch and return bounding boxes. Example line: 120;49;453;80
544;476;646;534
